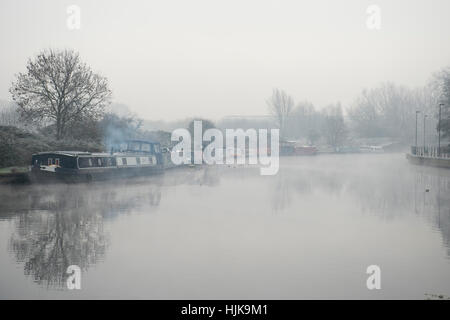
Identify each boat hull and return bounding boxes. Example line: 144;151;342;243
30;165;164;183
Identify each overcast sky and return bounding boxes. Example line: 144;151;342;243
1;0;449;120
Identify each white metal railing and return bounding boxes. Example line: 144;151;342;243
411;146;449;159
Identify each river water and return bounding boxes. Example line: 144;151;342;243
0;153;449;299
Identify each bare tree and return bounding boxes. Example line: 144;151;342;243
431;66;450;137
431;66;450;106
267;88;294;137
289;100;316;138
0;100;21;127
323;103;347;148
10;49;111;140
348;82;436;142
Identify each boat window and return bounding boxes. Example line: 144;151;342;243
148;157;152;164
153;144;160;153
48;158;52;166
129;142;141;151
94;158;102;167
102;157;114;167
141;143;151;152
122;157;127;165
136;157;141;165
119;143;127;152
78;157;93;168
55;158;60;166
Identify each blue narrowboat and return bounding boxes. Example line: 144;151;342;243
30;140;164;182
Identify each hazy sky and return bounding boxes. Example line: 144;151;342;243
1;0;449;120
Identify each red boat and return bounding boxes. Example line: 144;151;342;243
294;145;317;156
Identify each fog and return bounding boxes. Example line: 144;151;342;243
1;154;449;299
1;0;450;120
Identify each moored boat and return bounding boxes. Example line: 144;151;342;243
280;141;317;156
30;140;164;182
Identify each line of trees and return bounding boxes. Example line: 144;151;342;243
266;89;347;148
347;83;439;142
267;66;450;147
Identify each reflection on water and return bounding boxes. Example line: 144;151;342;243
269;156;450;254
414;169;450;256
0;154;449;298
0;167;218;290
10;206;108;288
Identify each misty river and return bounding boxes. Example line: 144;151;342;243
0;153;449;299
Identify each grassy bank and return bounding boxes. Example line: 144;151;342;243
0;125;103;169
0;166;28;175
0;166;30;184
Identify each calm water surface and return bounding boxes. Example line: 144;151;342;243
0;153;449;299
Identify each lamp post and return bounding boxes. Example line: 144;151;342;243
415;110;420;154
439;103;444;157
423;114;428;155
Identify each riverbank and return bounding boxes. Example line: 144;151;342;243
0;167;30;184
406;153;450;169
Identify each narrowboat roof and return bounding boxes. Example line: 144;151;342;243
126;139;159;144
33;151;91;157
79;152;116;157
33;151;158;157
